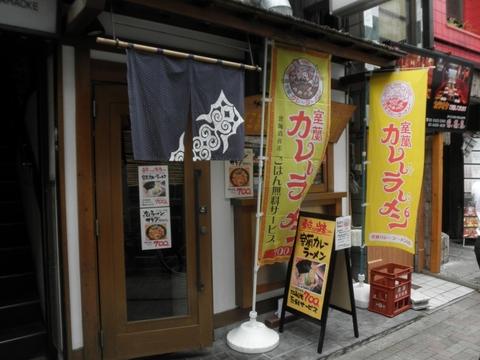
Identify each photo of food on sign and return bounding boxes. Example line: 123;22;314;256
291;258;326;295
145;224;167;241
143;180;166;198
229;168;249;187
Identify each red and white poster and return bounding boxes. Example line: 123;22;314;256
140;207;172;250
138;165;170;208
224;148;254;198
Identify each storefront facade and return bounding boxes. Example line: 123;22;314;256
0;1;407;359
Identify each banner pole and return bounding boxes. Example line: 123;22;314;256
251;38;269;316
226;38;279;354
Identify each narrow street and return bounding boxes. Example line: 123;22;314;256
336;291;480;360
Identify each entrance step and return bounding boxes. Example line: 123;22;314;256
0;201;23;223
0;272;37;303
0;223;28;248
0;299;42;329
0;322;47;360
0;181;20;202
0;247;34;276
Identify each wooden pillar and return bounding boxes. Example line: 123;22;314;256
430;133;443;273
416;184;425;272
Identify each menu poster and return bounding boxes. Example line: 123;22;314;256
335;216;352;251
140;207;172;250
138;165;169;208
285;213;335;320
224;148;254;198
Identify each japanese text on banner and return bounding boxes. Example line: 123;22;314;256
365;69;428;254
259;45;331;265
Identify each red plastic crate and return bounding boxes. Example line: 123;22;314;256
368;263;412;318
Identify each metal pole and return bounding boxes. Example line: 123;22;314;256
251;37;269;315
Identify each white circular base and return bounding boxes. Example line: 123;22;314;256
227;319;280;354
353;282;371;309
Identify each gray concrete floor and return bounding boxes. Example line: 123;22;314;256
440;241;480;288
335;291;480;360
147;304;424;360
144;275;479;360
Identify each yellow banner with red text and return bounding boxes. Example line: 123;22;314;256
365;69;428;254
259;45;331;265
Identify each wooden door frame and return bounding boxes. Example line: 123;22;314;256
72;48;213;359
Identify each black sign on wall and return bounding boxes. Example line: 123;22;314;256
396;43;474;132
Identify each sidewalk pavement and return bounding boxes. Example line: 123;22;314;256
335;290;480;360
146;281;479;360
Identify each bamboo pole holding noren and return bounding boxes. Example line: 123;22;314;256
96;37;262;72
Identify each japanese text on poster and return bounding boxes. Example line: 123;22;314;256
286;214;335;320
140;207;172;250
259;45;331;265
138;165;170;208
335;216;351;251
365;69;428;254
225;148;254;198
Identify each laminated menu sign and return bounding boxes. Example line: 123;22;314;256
225;148;254;198
335;216;351;251
286;213;335;320
138;165;170;208
140;207;172;250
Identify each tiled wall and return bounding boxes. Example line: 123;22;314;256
433;0;480;64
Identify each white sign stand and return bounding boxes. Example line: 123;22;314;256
226;38;280;354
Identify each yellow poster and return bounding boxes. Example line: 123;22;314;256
365;69;428;254
286;214;335;320
259;45;331;265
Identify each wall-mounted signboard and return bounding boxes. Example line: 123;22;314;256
396;43;474;131
0;0;58;35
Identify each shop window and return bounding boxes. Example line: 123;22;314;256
446;0;464;28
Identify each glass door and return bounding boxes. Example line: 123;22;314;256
94;84;212;360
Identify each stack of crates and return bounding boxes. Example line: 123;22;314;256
368;263;412;317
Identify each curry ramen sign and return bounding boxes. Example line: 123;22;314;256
283;58;323;106
381;81;414;118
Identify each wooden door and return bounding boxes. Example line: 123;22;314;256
94;84;213;360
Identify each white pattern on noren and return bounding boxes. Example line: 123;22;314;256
169;91;244;161
192;91;244;161
169;132;185;161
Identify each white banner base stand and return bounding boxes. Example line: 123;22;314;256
227;311;279;354
353;273;370;309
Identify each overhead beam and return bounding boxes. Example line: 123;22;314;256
66;0;105;35
125;0;401;67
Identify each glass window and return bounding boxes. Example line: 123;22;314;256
359;0;411;43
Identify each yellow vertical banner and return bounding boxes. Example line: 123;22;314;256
365;69;428;254
259;46;331;265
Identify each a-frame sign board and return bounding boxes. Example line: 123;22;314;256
279;211;359;353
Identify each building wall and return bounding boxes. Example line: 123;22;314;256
463;0;480;35
433;0;480;64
